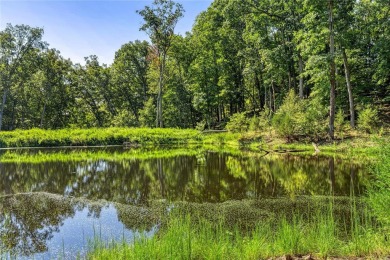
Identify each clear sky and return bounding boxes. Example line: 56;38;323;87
0;0;212;65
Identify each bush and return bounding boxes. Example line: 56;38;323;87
272;90;305;140
139;98;156;127
302;98;328;140
249;116;260;131
335;109;347;139
226;112;249;133
358;105;380;134
249;108;272;132
112;110;139;127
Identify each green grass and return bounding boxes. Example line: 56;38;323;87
0;128;204;147
367;142;390;230
89;205;389;259
0;127;386;154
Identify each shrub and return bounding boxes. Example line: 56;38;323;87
249;108;272;132
226;112;249;133
249;116;260;131
335;109;347;139
358;105;380;134
196;120;206;131
112;110;139;127
303;98;327;140
272;90;305;141
139;98;156;127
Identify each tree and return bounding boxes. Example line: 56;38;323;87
328;0;336;139
111;40;150;123
137;0;184;128
0;24;45;130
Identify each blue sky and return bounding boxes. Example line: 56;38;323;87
0;0;212;65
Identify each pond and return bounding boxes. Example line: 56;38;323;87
0;146;370;259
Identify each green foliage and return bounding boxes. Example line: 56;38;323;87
248;116;260;131
335;109;349;139
1;0;389;131
139;98;156;128
272;90;305;140
358;105;380;134
112;110;139;127
0;128;203;147
302;97;328;140
195;120;206;131
226;112;249;133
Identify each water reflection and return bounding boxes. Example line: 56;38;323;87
0;193;364;259
0;193;158;259
0;148;369;204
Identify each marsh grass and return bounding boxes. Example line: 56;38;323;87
0;128;243;148
89;199;390;259
0;128;204;147
0;127;384;156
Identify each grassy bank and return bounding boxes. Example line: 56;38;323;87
0;128;206;147
0;127;386;155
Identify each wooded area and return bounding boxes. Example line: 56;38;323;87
0;0;389;139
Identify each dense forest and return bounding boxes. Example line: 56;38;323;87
0;0;389;139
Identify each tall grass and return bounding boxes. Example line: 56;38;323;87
0;128;202;147
368;143;390;230
0;128;242;148
89;201;390;259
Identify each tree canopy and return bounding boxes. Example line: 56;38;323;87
0;0;388;137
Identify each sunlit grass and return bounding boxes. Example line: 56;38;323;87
367;143;390;231
0;128;204;147
89;204;390;259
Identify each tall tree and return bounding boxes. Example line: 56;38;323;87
137;0;184;128
328;0;336;139
111;40;150;122
0;24;45;130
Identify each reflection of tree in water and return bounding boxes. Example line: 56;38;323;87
0;193;165;257
0;150;369;203
0;193;78;256
115;202;164;232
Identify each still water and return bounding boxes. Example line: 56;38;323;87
0;147;369;259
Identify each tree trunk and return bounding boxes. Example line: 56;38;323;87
272;82;276;112
40;103;46;129
0;88;8;131
255;73;263;110
342;48;355;128
298;53;304;99
328;0;336;139
156;53;165;128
